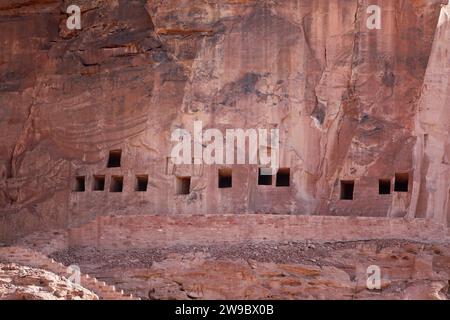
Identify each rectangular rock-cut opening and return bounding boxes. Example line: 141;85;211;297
218;169;232;188
394;173;409;192
110;176;124;193
135;175;148;192
379;179;391;195
92;175;105;191
258;168;272;186
340;180;354;200
107;149;122;168
74;176;85;192
176;176;191;195
276;168;290;187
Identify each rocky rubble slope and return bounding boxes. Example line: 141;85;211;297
0;263;97;300
52;239;450;300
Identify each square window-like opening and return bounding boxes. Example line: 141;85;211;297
74;176;85;192
107;150;122;168
218;169;232;188
340;180;354;200
258;168;273;186
110;176;123;192
176;177;191;195
93;175;105;191
135;175;148;192
379;179;391;195
394;173;409;192
276;168;290;187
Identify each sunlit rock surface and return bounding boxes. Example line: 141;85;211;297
0;263;97;300
1;0;448;240
0;0;449;301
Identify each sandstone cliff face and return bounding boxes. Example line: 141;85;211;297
0;0;449;241
412;3;450;226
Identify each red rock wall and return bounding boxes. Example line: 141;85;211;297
65;215;449;249
412;2;450;226
0;0;448;241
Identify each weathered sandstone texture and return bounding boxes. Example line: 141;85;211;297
0;263;97;300
51;240;450;300
63;215;450;249
0;245;139;299
0;0;450;301
0;0;449;241
10;214;449;300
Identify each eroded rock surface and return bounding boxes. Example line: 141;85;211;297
51;240;450;300
1;0;449;242
1;0;449;301
0;263;97;300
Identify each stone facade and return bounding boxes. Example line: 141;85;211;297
0;0;449;244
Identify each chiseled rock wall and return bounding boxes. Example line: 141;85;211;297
0;0;449;241
64;214;449;249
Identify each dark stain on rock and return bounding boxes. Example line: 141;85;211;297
239;73;260;94
212;73;261;109
311;103;326;125
152;50;169;63
382;71;396;87
382;61;396;87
